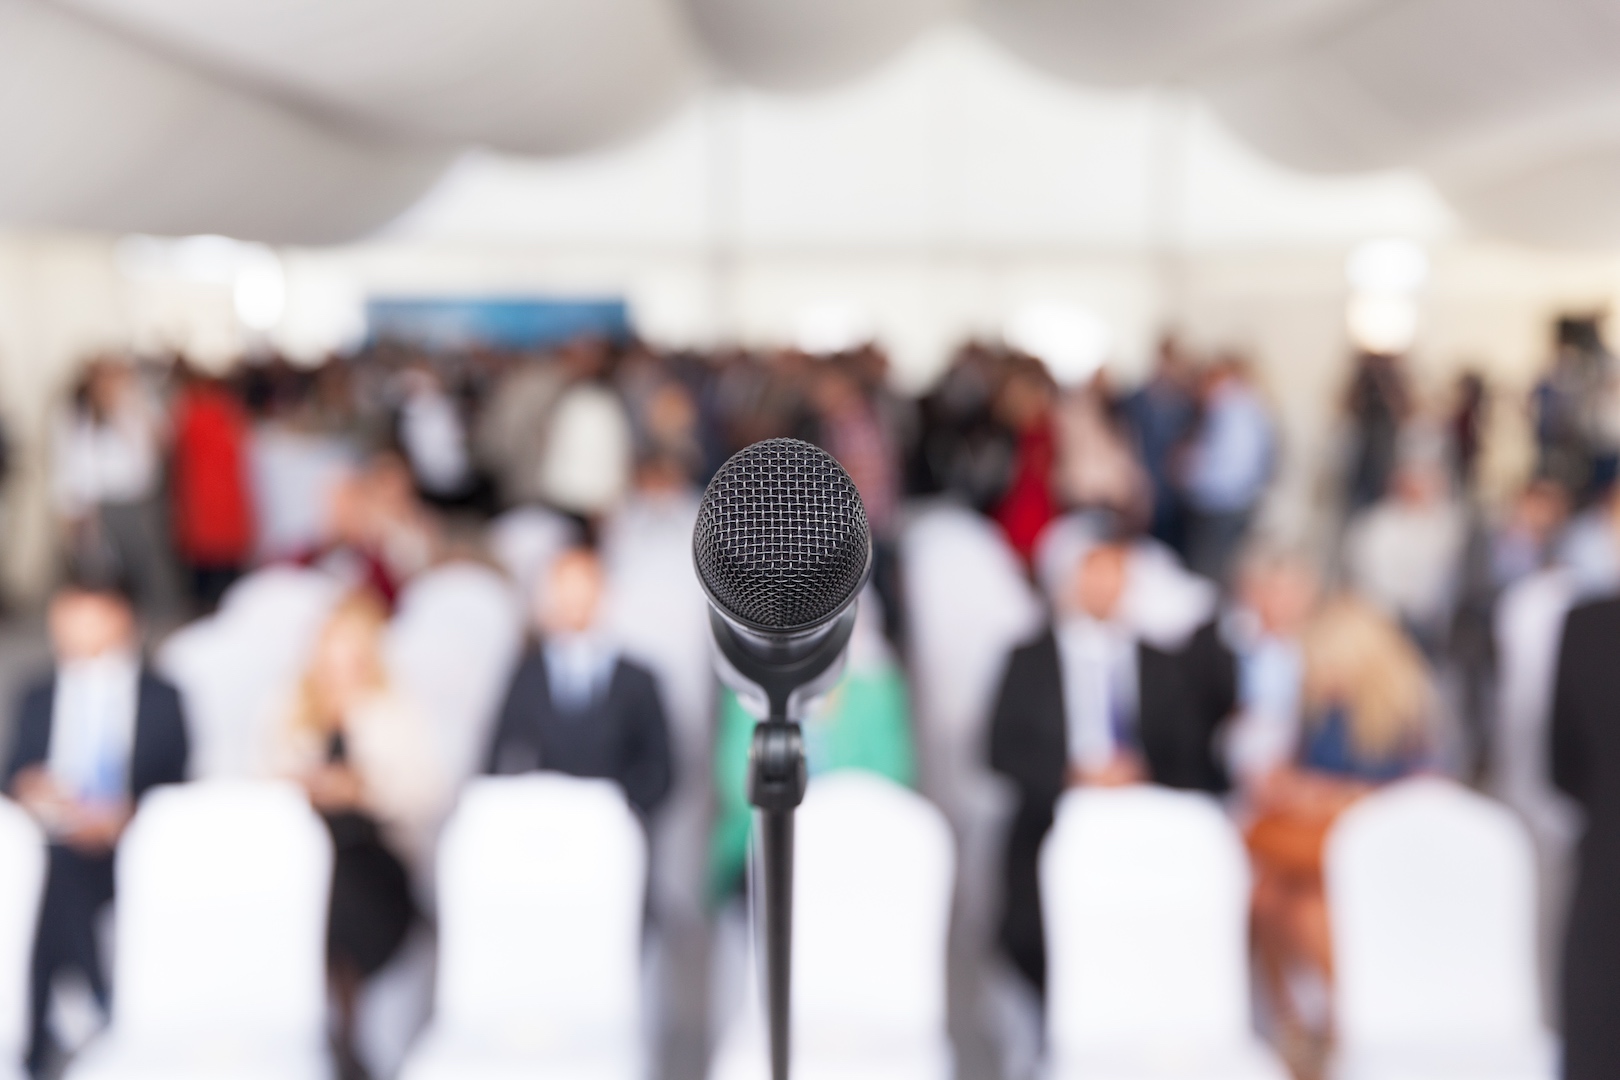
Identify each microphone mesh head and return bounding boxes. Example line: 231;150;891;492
693;438;870;633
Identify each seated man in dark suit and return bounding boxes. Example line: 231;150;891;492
989;534;1233;994
486;545;674;819
3;581;188;1077
1551;595;1620;1080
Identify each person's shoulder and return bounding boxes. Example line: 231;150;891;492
614;655;661;692
138;669;185;708
17;672;54;711
139;667;180;694
508;645;546;676
1006;627;1058;667
1564;595;1620;641
1183;618;1227;653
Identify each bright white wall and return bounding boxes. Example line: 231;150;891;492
0;233;130;600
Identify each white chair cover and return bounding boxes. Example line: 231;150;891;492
1326;778;1556;1080
709;772;955;1080
1493;569;1582;847
487;505;580;617
385;561;525;789
0;800;45;1080
1033;515;1216;652
600;491;710;774
67;781;333;1080
400;775;647;1080
902;503;1043;809
347;544;492;1078
601;492;714;923
1041;787;1288;1080
156;564;343;780
1492;568;1582;1022
899;503;1041;989
248;427;358;562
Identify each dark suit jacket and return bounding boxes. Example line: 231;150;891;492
1551;597;1620;1080
987;620;1235;991
5;667;187;1049
3;668;190;804
485;647;674;818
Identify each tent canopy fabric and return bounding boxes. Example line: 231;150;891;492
6;0;1620;246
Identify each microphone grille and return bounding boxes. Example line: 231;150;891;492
693;438;870;633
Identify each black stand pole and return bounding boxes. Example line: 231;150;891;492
710;606;854;1080
748;717;807;1080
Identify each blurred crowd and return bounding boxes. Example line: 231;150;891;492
8;314;1620;1079
46;331;1284;626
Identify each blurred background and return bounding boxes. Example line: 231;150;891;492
3;2;1620;1080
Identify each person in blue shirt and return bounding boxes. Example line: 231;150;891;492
1181;356;1276;588
1122;335;1199;554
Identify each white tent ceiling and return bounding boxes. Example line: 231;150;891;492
5;0;1620;247
383;30;1452;253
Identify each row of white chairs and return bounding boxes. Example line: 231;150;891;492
0;776;645;1080
1042;780;1554;1080
0;773;944;1080
140;507;1568;1071
160;514;718;936
0;773;1553;1080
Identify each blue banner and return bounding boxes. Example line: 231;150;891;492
367;296;631;350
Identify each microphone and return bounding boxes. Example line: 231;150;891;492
693;436;872;720
692;437;871;1080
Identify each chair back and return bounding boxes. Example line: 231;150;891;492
434;776;646;1049
900;505;1041;814
248;429;355;561
488;506;579;615
1042;787;1254;1059
112;781;332;1042
1327;777;1543;1049
0;800;44;1068
387;561;524;786
600;493;712;760
903;505;1042;753
157;564;341;779
793;773;954;1043
1492;569;1581;845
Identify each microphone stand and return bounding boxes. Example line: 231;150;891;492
748;716;806;1080
709;608;856;1080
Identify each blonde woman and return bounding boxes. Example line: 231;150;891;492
1246;594;1435;1039
270;590;447;1080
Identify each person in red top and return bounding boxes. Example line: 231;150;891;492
170;367;255;611
993;357;1061;565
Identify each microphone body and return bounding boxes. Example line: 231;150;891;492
693;438;871;1080
706;607;856;723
